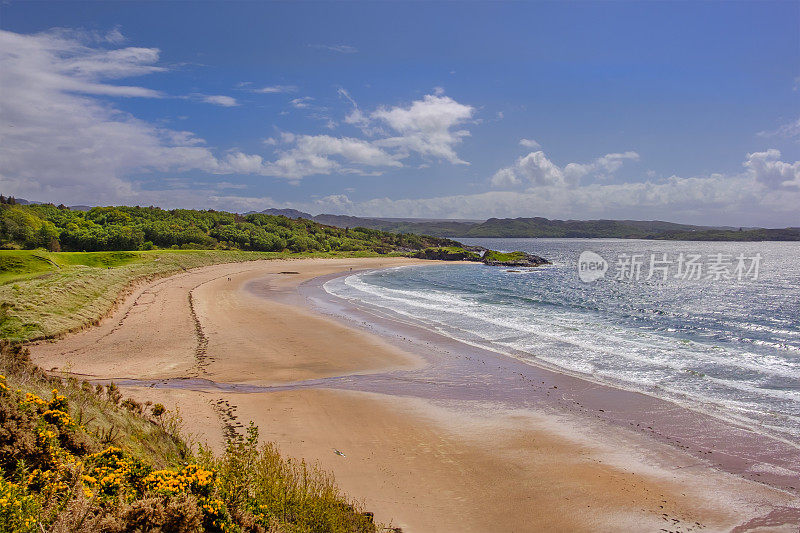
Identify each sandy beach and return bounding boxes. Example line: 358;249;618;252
30;257;800;532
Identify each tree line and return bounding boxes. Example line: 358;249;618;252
0;203;458;253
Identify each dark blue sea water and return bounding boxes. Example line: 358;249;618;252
324;238;800;443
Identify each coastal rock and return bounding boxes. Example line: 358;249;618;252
481;250;550;267
462;245;488;254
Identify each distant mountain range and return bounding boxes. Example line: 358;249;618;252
244;209;800;241
245;209;800;241
6;198;799;241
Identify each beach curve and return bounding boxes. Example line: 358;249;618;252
29;257;800;532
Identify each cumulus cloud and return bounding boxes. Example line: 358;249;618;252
491;150;639;188
370;94;475;164
337;89;475;165
744;149;800;189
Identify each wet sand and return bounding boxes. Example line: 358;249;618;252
30;257;800;532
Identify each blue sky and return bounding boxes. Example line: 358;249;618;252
1;1;798;225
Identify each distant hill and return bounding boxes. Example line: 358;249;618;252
460;217;704;238
249;208;313;219
303;215;707;238
258;211;799;241
311;214;477;236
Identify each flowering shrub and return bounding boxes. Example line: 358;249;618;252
0;374;239;532
0;475;39;533
0;346;377;533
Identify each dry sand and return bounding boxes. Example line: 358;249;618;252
31;257;800;532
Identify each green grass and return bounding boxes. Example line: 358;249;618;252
481;250;529;263
0;249;379;342
413;246;481;261
0;250;146;286
0;251;59;284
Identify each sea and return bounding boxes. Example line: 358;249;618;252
323;238;800;444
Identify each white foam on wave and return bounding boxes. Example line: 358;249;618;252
324;268;800;441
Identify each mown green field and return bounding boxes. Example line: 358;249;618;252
0;248;379;342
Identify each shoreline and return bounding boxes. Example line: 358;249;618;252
297;266;800;493
29;257;800;531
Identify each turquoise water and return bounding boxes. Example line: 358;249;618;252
324;238;800;443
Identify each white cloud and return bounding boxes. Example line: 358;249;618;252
288;160;799;227
744;149;800;189
197;94;239;107
310;44;358;54
519;138;540;149
338;90;476;166
0;29;367;203
337;87;357;106
254;85;297;94
594;151;640;173
0;29;231;203
261;135;402;180
757;117;800;140
491;150;639;188
370;95;475;164
0;30;165;99
338;87;383;135
290;96;314;109
0;30;473;209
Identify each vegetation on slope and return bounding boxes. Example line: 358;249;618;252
0;342;376;532
0;201;457;254
653;227;800;241
411;247;481;261
480;250;529;263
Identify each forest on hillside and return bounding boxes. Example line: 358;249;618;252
0;199;458;253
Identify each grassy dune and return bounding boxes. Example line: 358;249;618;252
0;249;379;342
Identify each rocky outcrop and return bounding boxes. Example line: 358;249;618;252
413;247;549;267
481;250;550;267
